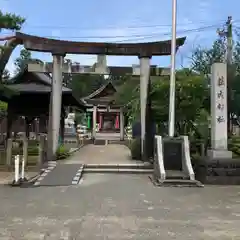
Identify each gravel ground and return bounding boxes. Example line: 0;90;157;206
0;174;240;239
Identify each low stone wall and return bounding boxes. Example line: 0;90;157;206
193;158;240;185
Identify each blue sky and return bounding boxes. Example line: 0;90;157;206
1;0;240;74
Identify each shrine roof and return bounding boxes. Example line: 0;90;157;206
82;81;117;106
8;69;72;93
83;81;116;99
13;32;186;56
6;83;70;93
2;69;85;108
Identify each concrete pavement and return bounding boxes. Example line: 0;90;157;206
0;171;38;185
0;174;240;239
63;144;133;165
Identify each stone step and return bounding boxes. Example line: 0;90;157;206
107;140;129;145
165;170;189;180
84;163;153;169
84;168;153;174
150;176;204;187
157;179;204;187
94;139;107;145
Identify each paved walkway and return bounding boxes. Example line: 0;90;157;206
35;164;83;186
33;144;134;187
64;144;133;165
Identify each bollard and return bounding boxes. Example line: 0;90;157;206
20;155;28;183
11;155;21;186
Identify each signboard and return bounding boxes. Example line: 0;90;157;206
163;139;182;170
210;63;228;150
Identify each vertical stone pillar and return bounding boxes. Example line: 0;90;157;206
38;135;46;167
139;56;151;159
96;55;107;74
6;106;13;140
6;138;12;166
47;91;53;160
51;54;64;160
23;135;28;166
92;106;97;140
207;63;232;159
60;115;65;144
99;113;103;130
24;117;30;139
120;108;124;141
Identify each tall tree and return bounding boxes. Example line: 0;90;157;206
114;70;209;136
191;37;226;76
14;48;32;73
190;30;240;132
0;11;25;97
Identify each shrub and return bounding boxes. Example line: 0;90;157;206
56;145;70;160
229;137;240;157
130;138;141;160
12;145;39;156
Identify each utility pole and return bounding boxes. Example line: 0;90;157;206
226;16;233;65
168;0;177;137
218;16;233;134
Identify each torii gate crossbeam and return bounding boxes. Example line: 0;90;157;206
1;32;186;161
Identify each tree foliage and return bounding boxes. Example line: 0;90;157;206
0;10;25;30
14;49;32;73
2;69;10;82
190;31;240;132
70;73;106;99
114;70;209;136
0;10;25;98
191;38;226;76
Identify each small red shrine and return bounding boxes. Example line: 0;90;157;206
81;82;124;140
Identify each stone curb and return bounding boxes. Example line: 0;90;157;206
68;144;84;154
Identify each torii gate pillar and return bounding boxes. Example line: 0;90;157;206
139;55;151;160
48;54;64;160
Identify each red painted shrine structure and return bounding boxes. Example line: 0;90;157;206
82;82;124;139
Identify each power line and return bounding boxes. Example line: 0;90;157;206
21;18;230;30
25;23;228;41
2;21;238;43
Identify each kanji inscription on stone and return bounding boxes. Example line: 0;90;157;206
217;103;224;110
217;116;225;123
218;76;225;86
217;90;224;99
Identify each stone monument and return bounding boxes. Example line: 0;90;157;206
207;63;232;159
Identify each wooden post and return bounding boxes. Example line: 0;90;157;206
23;136;28;166
6;138;12;166
38;135;46;166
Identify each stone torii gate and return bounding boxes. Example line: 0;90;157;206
1;32;186;160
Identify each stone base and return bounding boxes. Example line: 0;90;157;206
207;149;232;160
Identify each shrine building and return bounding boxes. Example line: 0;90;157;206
81;81;125;140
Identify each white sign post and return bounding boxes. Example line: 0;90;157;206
11;155;21;186
20;156;28;183
207;63;232;159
